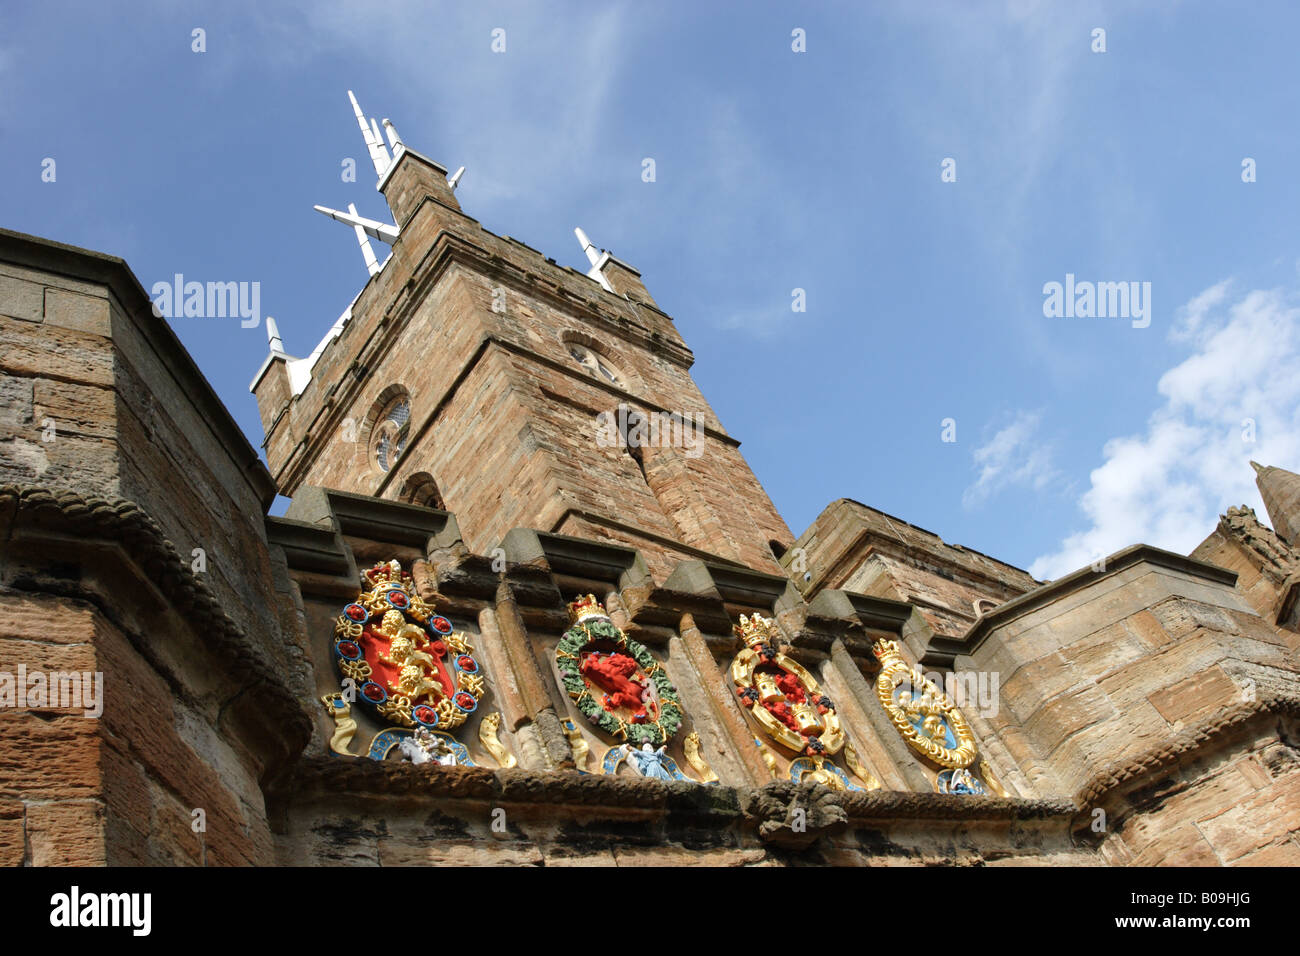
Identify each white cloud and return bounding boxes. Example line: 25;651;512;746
1169;278;1231;343
1030;281;1300;579
962;410;1057;507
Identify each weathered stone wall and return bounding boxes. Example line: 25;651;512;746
1193;505;1300;631
783;498;1041;666
269;759;1088;866
254;149;791;581
1095;713;1300;865
7;224;1300;868
961;545;1300;860
0;233;311;866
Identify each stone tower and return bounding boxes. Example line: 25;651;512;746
1251;460;1300;545
3;92;1299;868
252;98;791;581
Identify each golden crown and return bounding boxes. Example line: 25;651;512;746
567;594;608;625
363;559;411;591
872;639;902;662
734;613;781;647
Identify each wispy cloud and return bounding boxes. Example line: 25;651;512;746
963;409;1058;507
1169;278;1231;343
1031;280;1300;578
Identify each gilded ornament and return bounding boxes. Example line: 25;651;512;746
555;595;684;747
478;711;517;768
843;739;881;790
329;559;487;763
753;736;779;780
789;755;852;791
873;639;978;771
730;613;847;761
683;730;720;783
320;693;357;756
563;718;590;772
978;759;1010;797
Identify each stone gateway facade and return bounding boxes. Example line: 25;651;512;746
2;100;1298;867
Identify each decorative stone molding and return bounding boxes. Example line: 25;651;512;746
963;543;1239;655
1074;693;1300;808
0;482;313;765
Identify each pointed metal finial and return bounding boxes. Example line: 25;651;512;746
266;316;285;352
381;118;404;153
448;166;466;190
348;90;391;178
574;227;614;292
574;227;602;267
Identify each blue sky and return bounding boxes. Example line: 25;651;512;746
6;0;1300;579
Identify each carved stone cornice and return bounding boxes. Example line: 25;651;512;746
0;483;312;772
1074;692;1300;809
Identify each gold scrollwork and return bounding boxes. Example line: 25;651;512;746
320;693;357;756
683;731;720;783
478;712;518;768
843;739;882;790
873;640;978;770
564;719;589;772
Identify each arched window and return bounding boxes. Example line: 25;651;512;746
567;342;626;388
366;390;411;474
398;472;446;510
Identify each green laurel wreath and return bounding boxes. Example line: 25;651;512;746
556;616;683;746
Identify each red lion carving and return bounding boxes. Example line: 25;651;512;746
581;652;647;711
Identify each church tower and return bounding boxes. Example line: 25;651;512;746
1251;460;1300;545
252;93;791;581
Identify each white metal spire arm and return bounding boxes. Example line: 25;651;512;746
348;203;381;276
266;316;285;352
348;89;391;178
574;226;602;267
313;204;400;244
382;118;404;153
573;227;614;292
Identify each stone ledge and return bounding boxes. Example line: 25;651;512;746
964;544;1241;654
0;483;312;771
273;754;1073;829
265;515;353;578
0;227;278;509
285;486;454;548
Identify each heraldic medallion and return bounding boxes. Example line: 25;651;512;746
873;638;990;794
555;595;715;783
730;613;875;791
323;559;492;766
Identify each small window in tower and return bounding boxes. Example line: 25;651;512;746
371;396;411;473
567;343;625;388
399;472;446;510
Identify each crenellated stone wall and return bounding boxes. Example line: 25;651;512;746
4;226;1300;868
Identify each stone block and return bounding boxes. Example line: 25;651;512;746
26;799;107;865
44;288;112;336
0;272;44;322
1148;666;1242;727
